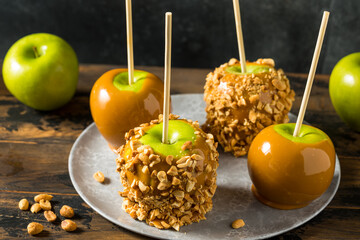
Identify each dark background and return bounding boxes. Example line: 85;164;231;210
0;0;359;74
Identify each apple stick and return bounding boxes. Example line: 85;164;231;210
162;12;172;144
233;0;247;73
293;11;330;137
125;0;134;85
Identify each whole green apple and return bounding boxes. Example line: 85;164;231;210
329;52;360;131
248;123;335;209
2;33;78;111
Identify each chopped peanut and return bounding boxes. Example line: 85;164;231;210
60;205;75;218
27;222;43;235
93;171;105;183
61;219;77;232
18;199;29;211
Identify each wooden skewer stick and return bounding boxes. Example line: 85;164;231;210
162;12;172;144
293;11;330;137
233;0;247;73
125;0;134;85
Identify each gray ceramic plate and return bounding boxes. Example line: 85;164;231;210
69;93;340;240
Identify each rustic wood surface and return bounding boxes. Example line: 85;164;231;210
0;64;359;239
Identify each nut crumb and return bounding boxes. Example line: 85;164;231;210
44;210;57;222
93;171;105;183
181;141;192;151
34;194;53;203
61;219;77;232
39;199;51;211
166;155;173;165
231;219;245;229
19;199;29;211
30;203;42;213
27;222;43;235
60;205;75;218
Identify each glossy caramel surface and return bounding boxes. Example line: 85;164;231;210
90;69;164;151
248;125;336;209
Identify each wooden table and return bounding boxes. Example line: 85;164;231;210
0;64;359;239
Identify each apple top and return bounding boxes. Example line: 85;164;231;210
139;120;197;158
113;70;149;92
273;123;330;143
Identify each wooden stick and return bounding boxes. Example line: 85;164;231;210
293;11;330;137
232;0;247;73
162;12;172;144
125;0;134;85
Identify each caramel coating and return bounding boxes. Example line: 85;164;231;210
90;69;165;151
248;125;336;209
116;114;219;231
204;58;295;157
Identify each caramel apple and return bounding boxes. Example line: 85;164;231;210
247;123;336;209
90;69;164;151
116;114;219;231
204;58;295;157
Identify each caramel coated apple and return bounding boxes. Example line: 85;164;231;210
248;123;336;209
90;69;164;151
204;58;295;157
116;114;219;230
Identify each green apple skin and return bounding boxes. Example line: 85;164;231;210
2;33;78;111
140;120;196;158
329;52;360;131
248;123;336;209
272;123;329;143
112;71;149;92
226;63;270;75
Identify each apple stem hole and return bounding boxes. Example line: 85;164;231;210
32;46;40;58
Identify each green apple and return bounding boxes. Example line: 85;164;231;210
329;52;360;131
248;123;336;209
139;120;196;158
226;63;270;75
112;71;149;92
2;33;78;111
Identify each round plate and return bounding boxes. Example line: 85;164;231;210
69;93;340;240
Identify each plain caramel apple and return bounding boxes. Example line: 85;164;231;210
90;69;164;151
248;123;336;209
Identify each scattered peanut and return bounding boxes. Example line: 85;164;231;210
27;222;43;235
39;199;51;211
30;203;42;213
60;205;74;218
44;210;57;222
19;194;80;234
231;219;245;229
18;199;29;211
61;219;77;232
93;171;105;183
34;194;53;203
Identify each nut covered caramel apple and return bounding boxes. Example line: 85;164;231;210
248;123;336;209
116;114;219;231
204;58;295;157
90;69;164;151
